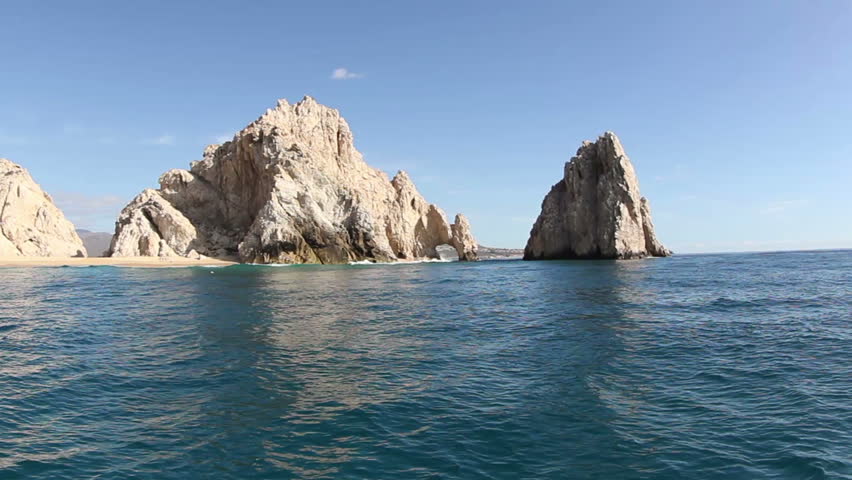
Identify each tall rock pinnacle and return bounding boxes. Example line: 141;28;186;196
524;132;671;260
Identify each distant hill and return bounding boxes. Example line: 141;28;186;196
76;230;113;257
436;244;524;261
476;245;524;260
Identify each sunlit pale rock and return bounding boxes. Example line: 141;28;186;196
110;97;478;263
451;214;477;262
524;132;671;260
0;158;87;257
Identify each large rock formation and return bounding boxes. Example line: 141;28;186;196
0;158;87;257
110;96;478;264
524;132;671;260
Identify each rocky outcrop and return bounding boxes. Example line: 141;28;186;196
110;97;478;263
450;214;477;261
524;132;671;260
110;189;200;258
0;158;87;257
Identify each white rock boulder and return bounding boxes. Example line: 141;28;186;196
0;158;87;257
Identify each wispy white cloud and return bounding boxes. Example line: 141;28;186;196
58;124;120;145
52;191;127;231
416;174;442;184
53;192;125;211
145;134;176;146
760;199;808;215
0;132;29;145
331;67;364;80
673;238;850;254
214;133;233;143
5;124;180;148
62;124;86;136
651;163;688;183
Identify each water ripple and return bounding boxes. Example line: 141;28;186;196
0;251;850;479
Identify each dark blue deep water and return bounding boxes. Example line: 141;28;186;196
0;250;850;479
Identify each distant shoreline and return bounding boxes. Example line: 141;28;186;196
3;248;848;268
672;247;852;256
0;256;236;268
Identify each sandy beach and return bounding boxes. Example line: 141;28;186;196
0;256;236;268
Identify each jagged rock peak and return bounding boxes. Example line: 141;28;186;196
523;132;671;260
251;96;319;128
110;98;478;264
0;158;87;257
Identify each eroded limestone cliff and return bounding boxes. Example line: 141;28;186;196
110;97;478;264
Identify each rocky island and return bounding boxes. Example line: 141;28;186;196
524;132;671;260
0;158;87;257
110;97;478;264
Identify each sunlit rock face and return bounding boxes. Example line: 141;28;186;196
110;97;478;263
0;158;87;257
524;132;671;260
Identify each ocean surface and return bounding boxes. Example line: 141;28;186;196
0;250;850;479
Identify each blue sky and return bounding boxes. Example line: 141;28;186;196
1;1;850;252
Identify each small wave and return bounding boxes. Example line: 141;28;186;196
75;264;232;270
392;258;452;265
709;297;760;308
348;260;376;265
349;258;452;266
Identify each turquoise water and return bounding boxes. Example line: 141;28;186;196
0;251;850;479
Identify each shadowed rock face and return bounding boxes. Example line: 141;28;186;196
524;132;671;260
110;97;478;264
0;158;87;257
